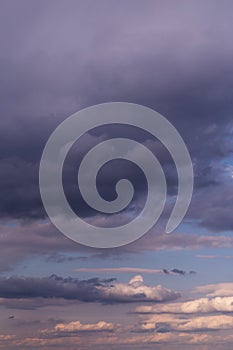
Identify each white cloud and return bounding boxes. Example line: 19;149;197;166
55;320;116;332
138;313;233;332
96;275;180;302
177;315;233;331
134;290;233;336
135;296;233;314
195;283;233;297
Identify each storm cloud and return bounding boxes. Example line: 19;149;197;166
1;0;233;235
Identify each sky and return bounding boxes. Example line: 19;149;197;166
1;0;233;349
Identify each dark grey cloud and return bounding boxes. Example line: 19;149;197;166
0;274;115;301
162;268;196;276
0;274;180;304
0;222;89;272
1;219;232;273
0;0;233;242
45;254;88;264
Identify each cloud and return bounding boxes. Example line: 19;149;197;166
2;281;233;349
0;221;86;272
196;254;233;260
137;313;233;333
0;274;180;304
135;296;233;314
120;230;233;255
1;2;233;349
4;330;233;349
74;267;195;275
133;291;233;340
0;274;115;301
0;297;76;310
195;283;233;297
96;275;180;302
177;315;233;331
1;218;233;272
1;0;233;238
170;268;186;275
134;291;233;337
54;320;116;333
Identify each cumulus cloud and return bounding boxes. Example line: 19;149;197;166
134;289;233;338
177;315;233;331
54;320;116;333
138;313;233;332
135;296;233;314
3;329;233;349
134;292;233;337
96;275;180;302
0;274;180;304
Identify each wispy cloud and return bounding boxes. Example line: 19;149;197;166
2;220;233;272
195;283;233;297
74;267;195;275
196;254;233;259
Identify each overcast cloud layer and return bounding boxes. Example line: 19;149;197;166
1;0;233;234
1;1;233;349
